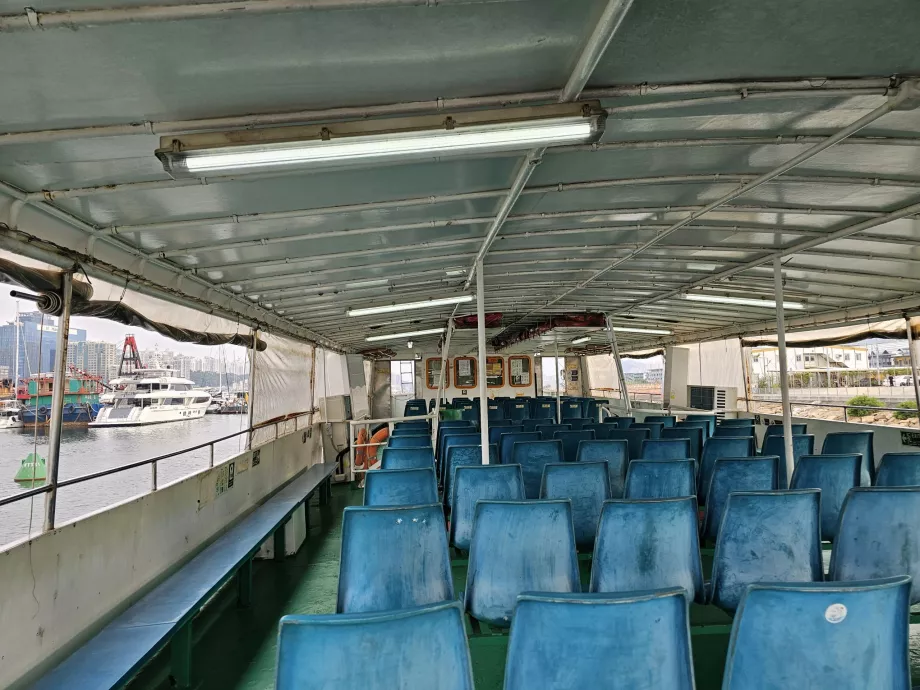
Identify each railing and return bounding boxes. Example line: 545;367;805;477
347;413;435;482
750;397;920;427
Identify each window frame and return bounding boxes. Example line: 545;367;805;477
486;356;505;388
508;355;533;388
453;357;477;389
425;358;449;390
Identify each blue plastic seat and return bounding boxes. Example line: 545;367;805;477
674;419;711;440
531;400;557;421
822;431;875;486
506;400;531;421
701;457;780;541
487;404;505;421
276;600;475;690
404;399;428;417
790;454;862;541
605;416;634;428
721;577;911;690
710;490;823;613
503;590;695;690
489;423;522;447
521;418;543;433
625;459;696;500
535;423;572;438
576;439;629;497
830;487;920;604
465;500;580;627
364;468;438;507
337;504;453;613
553;429;595;463
581;422;608;439
510;440;565;499
607;428;650;460
718;418;755;428
876;452;920;487
683;414;716;437
641;438;691;460
630;421;663;440
661;426;703;462
590;497;703;602
560;400;584;420
380;446;435;470
562;417;591;431
584;399;602;421
390;428;430;438
643;414;676;428
540;462;610;550
388;434;431;449
449;465;525;551
760;434;815;482
442;445;498;508
498;431;541;465
699;436;756;504
762;422;807;445
393;420;429;431
712;425;755;438
440;433;481;484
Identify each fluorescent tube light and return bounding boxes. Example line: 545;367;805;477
348;295;473;317
366;328;446;342
683;294;805;310
571;336;591;345
610;326;672;335
156;103;605;178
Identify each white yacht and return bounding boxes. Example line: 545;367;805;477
89;368;211;427
0;400;23;430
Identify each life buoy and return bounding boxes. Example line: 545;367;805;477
355;428;370;469
355;426;389;470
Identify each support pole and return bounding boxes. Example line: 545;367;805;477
246;328;258;449
432;318;454;448
773;258;795;485
905;317;920;428
44;272;73;532
739;339;752;413
604;314;632;414
553;331;562;423
661;347;670;412
475;261;490;464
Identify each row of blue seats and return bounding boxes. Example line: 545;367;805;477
277;576;912;689
403;397;607;421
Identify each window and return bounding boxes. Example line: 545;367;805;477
194;396;210;404
454;357;477;388
425;358;449;390
172;383;191;391
150;383;161;390
509;355;532;387
856;353;862;362
795;354;802;362
487;357;504;388
844;353;851;362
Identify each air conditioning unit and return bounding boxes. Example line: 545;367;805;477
686;386;737;417
320;395;352;422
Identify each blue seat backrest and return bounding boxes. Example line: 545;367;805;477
506;401;531;421
606;428;650;460
337;504;453;614
277;600;475;690
510;440;565;498
721;578;911;690
535;423;572;438
630;422;663;440
450;465;525;551
561;401;584;420
465;500;580;627
499;431;541;464
576;439;629;498
699;436;756;503
460;408;479;421
439;428;478;461
394;420;429;431
590;497;703;602
490;419;515;427
763;423;807;442
582;422;608;439
876;452;920;487
553;430;596;463
605;416;634;428
701;457;780;541
404;400;428;417
390;428;428;438
584;399;601;421
540;462;610;550
564;418;592;431
364;468;438;507
712;425;754;438
710;490;822;613
503;590;695;690
489;423;521;447
791;454;862;541
521;418;543;433
443;444;499;508
625;459;696;500
531;400;557;420
822;431;875;486
661;426;703;462
684;414;716;437
641;438;691;461
674;420;710;440
388;434;431;449
718;418;755;428
830;487;920;605
441;433;482;484
642;414;676;428
761;434;815;480
380;446;435;470
487;404;505;421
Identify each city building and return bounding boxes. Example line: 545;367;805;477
0;311;86;380
68;341;119;382
869;347;911;368
644;368;664;384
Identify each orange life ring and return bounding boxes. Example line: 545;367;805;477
355;427;389;469
355;428;370;469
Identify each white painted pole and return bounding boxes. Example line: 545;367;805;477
773;258;795;484
475;261;490;463
44;272;73;531
604;314;632;414
554;331;562;423
905;317;920;429
432;318;454;446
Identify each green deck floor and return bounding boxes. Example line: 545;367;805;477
127;483;920;690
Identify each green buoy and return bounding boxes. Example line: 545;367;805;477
14;453;46;486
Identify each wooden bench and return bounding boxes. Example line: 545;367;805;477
33;462;337;690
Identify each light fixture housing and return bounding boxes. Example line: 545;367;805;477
156;103;605;178
365;328;445;342
348;295;473;317
571;336;591;345
682;294;805;310
609;326;672;335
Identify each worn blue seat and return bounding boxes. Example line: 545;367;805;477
625;459;696;500
641;438;691;460
506;400;531;421
718;418;755;428
585;399;602;421
876;452;920;487
440;432;481;484
760;434;815;481
662;426;703;462
683;414;716;437
442;444;498;508
510;440;565;498
380;446;435;470
581;422;608;439
607;428;650;460
498;431;541;464
521;418;544;433
465;500;580;627
701;457;780;541
449;465;526;551
338;503;452;613
643;414;676;428
790;454;862;541
605;416;634;428
404;399;428;416
630;421;663;440
710;490;822;613
388;434;431;449
535;423;571;438
762;423;807;443
531;400;557;421
489;423;522;447
364;468;438;507
699;436;756;504
540;462;610;550
822;431;875;486
560;400;584;420
503;590;695;690
563;417;592;431
830;487;920;604
553;429;595;463
576;439;629;497
722;577;911;690
277;600;475;690
393;420;429;431
712;425;755;438
674;419;711;441
590;497;703;602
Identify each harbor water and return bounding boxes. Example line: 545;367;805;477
0;415;252;548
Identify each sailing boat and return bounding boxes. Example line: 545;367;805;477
1;302;24;430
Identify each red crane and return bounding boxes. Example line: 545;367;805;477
117;334;145;376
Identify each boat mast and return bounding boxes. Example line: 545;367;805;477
12;301;19;400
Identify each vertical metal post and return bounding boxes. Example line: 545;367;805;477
209;443;214;468
553;330;562;423
432;319;454;448
151;461;158;491
604;314;632;414
773;258;795;485
661;347;670;412
246;329;258;449
43;272;73;532
739;339;752;413
905;317;920;428
475;261;490;464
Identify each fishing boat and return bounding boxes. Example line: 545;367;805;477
16;368;102;427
